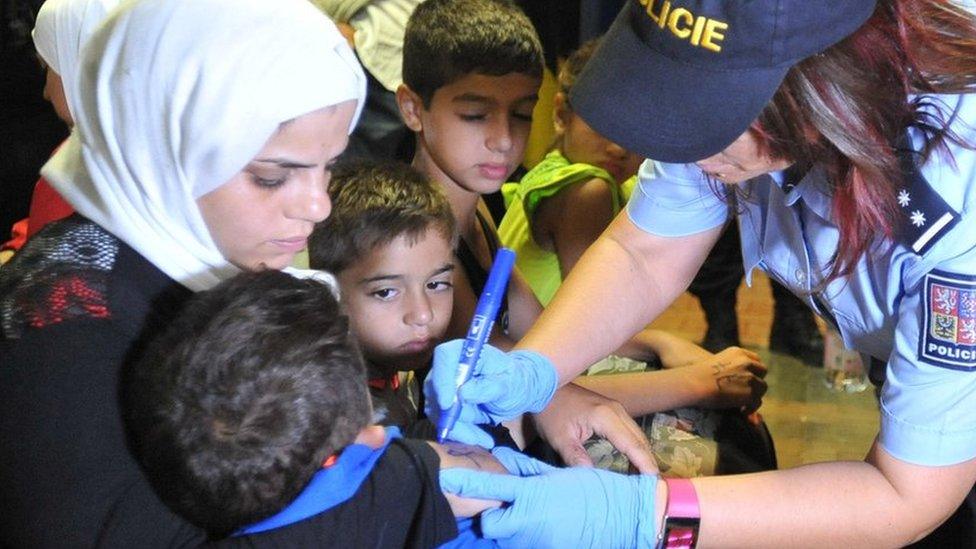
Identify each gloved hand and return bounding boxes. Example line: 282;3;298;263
425;341;558;446
440;456;659;548
489;446;553;476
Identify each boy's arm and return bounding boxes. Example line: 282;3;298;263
573;347;768;416
613;328;714;367
427;441;506;518
542;177;617;280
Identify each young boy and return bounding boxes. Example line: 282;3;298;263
396;0;546;350
308;159;456;439
122;270;503;545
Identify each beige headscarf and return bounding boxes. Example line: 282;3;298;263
42;0;366;291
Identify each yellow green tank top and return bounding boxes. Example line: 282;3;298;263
498;150;635;305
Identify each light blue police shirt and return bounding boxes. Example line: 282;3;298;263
627;93;976;466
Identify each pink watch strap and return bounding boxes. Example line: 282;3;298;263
665;478;699;517
663;478;699;549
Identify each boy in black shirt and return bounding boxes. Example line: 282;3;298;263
122;270;503;546
309;159;457;439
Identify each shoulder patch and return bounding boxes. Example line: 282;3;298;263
920;269;976;370
895;145;960;255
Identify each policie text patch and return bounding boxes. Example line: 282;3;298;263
921;270;976;370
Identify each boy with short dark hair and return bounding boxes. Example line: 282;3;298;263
397;0;545;353
309;159;457;437
400;0;544;109
123;270;503;546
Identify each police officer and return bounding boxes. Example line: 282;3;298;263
427;0;976;546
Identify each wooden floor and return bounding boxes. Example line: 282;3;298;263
649;271;879;469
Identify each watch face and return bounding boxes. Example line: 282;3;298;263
663;518;699;548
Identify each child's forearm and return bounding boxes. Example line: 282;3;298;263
613;328;713;367
577;347;768;416
572;368;714;417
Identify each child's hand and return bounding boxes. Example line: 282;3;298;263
690;347;768;413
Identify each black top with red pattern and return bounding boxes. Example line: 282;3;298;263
0;216;459;548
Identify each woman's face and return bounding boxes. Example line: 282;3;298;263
42;67;72;126
694;129;792;184
197;101;356;271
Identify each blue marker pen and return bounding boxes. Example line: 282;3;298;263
436;247;516;443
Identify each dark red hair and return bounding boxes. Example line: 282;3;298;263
753;0;976;283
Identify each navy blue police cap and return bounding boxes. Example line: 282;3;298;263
570;0;877;163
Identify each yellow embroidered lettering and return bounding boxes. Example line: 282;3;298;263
640;1;729;53
690;15;706;45
645;0;663;26
658;1;672;29
667;8;694;39
700;19;728;52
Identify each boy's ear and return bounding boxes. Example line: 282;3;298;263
552;92;571;134
396;84;424;132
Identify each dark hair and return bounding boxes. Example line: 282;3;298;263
122;271;370;538
309;158;457;274
752;0;976;282
557;37;600;99
402;0;544;106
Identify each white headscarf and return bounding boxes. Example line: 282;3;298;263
32;0;120;119
42;0;366;291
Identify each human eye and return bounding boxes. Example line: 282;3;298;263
427;279;453;292
513;110;534;123
249;171;288;189
370;287;399;301
458;112;487;122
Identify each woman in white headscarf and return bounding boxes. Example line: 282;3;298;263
0;0;365;545
0;0;118;260
33;0;118;126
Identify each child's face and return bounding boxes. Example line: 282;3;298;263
555;95;643;183
402;72;541;194
338;228;455;372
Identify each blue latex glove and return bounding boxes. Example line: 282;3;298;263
489;446;553;476
440;456;659;548
425;341;558;446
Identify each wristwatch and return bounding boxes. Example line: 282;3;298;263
656;478;700;549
